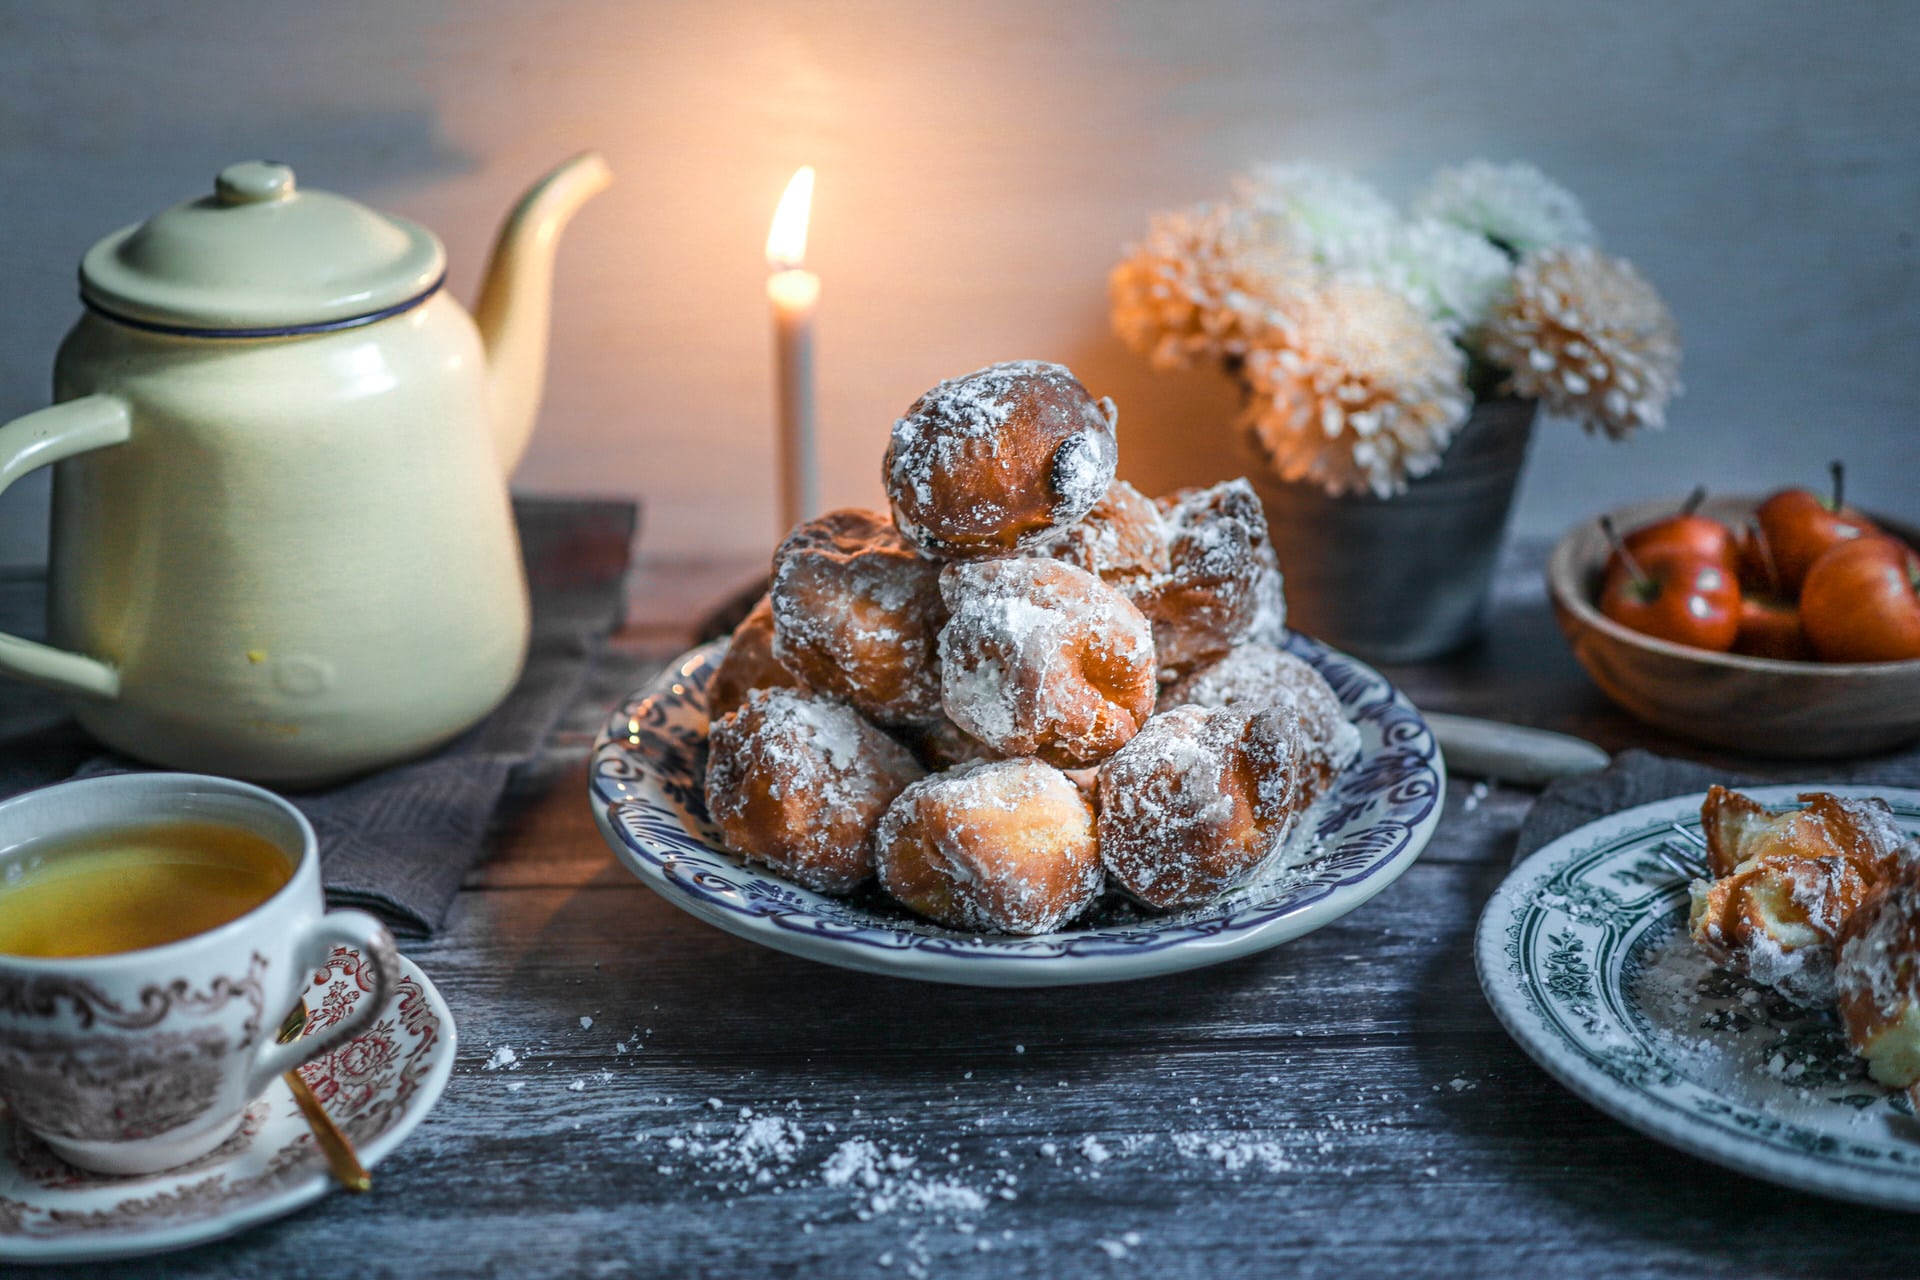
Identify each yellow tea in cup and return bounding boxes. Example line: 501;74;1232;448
0;820;292;958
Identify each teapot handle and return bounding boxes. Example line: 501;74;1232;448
0;395;129;699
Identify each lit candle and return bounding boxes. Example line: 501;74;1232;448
766;166;820;534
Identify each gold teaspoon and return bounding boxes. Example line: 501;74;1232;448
276;1001;372;1193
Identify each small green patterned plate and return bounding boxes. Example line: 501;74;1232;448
1475;785;1920;1210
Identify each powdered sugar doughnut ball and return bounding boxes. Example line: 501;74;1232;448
1045;479;1169;595
769;509;946;726
1096;703;1322;910
885;361;1119;559
875;758;1103;934
707;596;803;722
1160;642;1359;791
938;558;1156;769
1144;480;1286;677
705;688;924;894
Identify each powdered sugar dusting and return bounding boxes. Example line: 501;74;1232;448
1145;479;1287;675
937;558;1155;767
768;509;945;726
884;361;1117;554
1096;703;1326;909
875;758;1104;934
1050;429;1118;518
705;688;924;893
1838;855;1920;1029
1045;479;1169;590
1161;641;1359;778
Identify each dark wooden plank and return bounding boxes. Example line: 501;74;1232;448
30;856;1920;1280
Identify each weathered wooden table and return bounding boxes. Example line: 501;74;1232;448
45;547;1920;1278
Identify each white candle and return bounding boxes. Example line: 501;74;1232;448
766;166;820;534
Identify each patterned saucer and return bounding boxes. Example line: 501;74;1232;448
0;948;455;1263
1477;785;1920;1210
589;634;1444;987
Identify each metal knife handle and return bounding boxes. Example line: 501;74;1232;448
1425;712;1610;788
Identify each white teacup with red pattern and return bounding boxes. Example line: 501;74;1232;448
0;773;397;1175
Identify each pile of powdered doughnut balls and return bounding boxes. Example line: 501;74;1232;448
702;360;1362;936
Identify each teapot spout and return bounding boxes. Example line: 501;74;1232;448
474;152;612;475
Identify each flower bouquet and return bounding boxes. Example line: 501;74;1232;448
1110;161;1683;657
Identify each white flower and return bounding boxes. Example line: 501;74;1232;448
1234;163;1397;266
1109;201;1308;371
1241;281;1471;497
1415;160;1594;256
1483;245;1681;438
1333;216;1515;333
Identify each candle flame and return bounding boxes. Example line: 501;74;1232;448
765;166;815;271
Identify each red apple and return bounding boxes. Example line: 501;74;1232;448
1751;462;1879;594
1610;487;1737;577
1800;536;1920;663
1732;594;1813;661
1597;519;1741;651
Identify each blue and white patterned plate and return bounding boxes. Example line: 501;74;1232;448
588;633;1442;987
1476;786;1920;1210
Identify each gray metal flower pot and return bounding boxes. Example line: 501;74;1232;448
1249;396;1538;664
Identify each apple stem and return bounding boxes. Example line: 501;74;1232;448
1829;459;1846;513
1746;517;1781;596
1680;485;1706;517
1600;515;1653;595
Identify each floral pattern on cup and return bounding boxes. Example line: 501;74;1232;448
0;955;268;1143
0;946;450;1251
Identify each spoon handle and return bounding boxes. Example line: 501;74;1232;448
285;1070;372;1193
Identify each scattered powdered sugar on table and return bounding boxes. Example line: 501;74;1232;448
607;1073;1463;1277
1462;780;1490;814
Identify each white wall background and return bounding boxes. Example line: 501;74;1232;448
1;0;1916;568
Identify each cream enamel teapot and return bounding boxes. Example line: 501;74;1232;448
0;154;611;785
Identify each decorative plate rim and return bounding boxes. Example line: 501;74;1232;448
1475;783;1920;1211
0;949;457;1263
589;632;1446;987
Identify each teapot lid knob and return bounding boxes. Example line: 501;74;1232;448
215;161;297;205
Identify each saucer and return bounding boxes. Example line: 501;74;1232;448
1477;786;1920;1210
590;633;1444;987
0;947;455;1263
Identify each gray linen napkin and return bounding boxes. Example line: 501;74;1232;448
0;496;637;936
1513;745;1920;865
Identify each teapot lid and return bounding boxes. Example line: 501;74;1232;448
79;161;447;335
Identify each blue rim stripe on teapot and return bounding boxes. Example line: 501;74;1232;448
77;273;446;340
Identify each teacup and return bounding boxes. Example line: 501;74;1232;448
0;773;397;1175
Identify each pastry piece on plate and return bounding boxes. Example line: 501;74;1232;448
937;558;1157;770
1687;786;1908;1006
884;360;1118;559
705;688;924;894
1836;854;1920;1096
768;509;947;727
1140;480;1286;678
707;595;803;722
1159;641;1359;793
1096;702;1329;911
875;758;1104;934
1044;479;1169;597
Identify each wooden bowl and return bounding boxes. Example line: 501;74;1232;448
1546;494;1920;758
